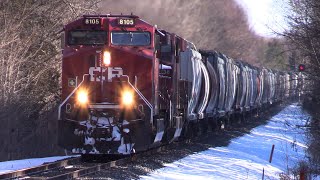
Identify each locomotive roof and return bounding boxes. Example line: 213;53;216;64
83;14;139;18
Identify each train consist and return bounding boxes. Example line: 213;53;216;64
58;14;303;155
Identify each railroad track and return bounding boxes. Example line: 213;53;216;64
0;105;285;180
0;146;166;180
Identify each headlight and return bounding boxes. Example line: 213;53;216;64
121;90;134;107
103;51;111;66
77;90;88;105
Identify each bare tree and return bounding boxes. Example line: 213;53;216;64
282;0;320;176
0;0;100;161
0;0;99;107
283;0;320;72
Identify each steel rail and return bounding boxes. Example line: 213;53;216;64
0;146;166;180
0;157;81;179
41;146;166;180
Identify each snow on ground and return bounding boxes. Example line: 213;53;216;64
0;156;74;175
0;104;312;179
141;104;310;179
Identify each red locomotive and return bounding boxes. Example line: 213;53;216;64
58;14;300;155
59;14;189;155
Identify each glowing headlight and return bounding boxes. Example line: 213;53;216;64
121;90;134;106
77;90;88;105
103;51;111;66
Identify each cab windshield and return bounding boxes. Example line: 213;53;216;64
111;31;151;46
68;30;107;45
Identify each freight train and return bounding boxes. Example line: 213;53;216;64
58;14;302;155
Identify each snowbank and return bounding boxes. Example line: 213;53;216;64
0;156;74;175
141;104;310;179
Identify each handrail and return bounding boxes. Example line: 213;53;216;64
58;74;89;120
121;75;154;124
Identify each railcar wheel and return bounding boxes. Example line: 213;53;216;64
81;154;92;162
241;113;247;123
199;118;208;135
208;117;218;132
183;121;197;138
217;119;223;130
235;114;242;124
224;116;231;129
192;122;198;137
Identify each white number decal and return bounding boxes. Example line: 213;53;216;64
84;18;100;25
118;19;134;25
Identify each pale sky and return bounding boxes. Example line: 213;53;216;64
235;0;290;37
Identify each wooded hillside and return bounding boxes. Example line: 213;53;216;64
100;0;288;67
